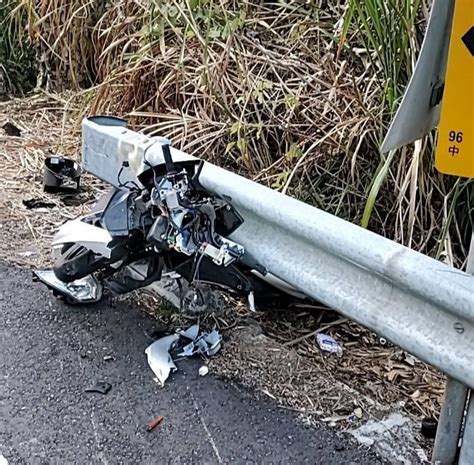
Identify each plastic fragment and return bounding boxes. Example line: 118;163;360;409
177;341;196;358
178;323;200;340
176;325;222;358
85;381;112;395
145;334;179;386
199;366;209;377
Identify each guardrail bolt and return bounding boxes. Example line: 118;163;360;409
453;322;464;334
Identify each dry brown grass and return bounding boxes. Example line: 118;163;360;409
7;0;472;267
0;94;105;268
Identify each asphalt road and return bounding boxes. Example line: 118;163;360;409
0;266;383;465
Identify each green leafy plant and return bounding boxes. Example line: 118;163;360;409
0;0;36;94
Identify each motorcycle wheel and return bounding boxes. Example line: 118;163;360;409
54;243;107;283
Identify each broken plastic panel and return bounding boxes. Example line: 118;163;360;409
203;330;222;356
145;325;222;386
145;334;179;386
33;270;103;304
178;323;200;340
176;326;222;358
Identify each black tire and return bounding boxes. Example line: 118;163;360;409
54;243;107;283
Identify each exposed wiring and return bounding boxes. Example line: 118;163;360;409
117;162;140;190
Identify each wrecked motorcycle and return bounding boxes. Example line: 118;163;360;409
35;116;300;310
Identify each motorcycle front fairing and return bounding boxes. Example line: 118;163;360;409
99;188;146;236
51;187;137;260
51;218;114;260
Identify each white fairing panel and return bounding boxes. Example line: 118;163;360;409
52;219;113;259
82;117;196;188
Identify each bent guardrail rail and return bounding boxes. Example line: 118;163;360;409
82;117;474;389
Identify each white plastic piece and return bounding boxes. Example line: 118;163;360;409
248;291;256;312
178;324;200;340
199;365;209;377
145;335;179;386
52;218;113;259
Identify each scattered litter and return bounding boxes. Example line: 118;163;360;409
43;156;81;193
1;121;21;137
199;365;209;377
0;453;9;465
203;330;222;356
421;417;438;438
404;354;418;366
85;381;112;395
146;415;164;432
22;198;56;209
353;407;363;419
261;389;276;400
18;251;36;257
415;448;428;463
145;334;179;386
178;341;195;358
350;412;421;464
316;333;342;354
248;291;256;312
103;355;114;362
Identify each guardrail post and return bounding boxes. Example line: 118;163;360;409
433;234;474;464
457;235;474;464
459;394;474;464
432;379;468;464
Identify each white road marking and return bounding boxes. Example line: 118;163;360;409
192;396;223;464
91;412;109;465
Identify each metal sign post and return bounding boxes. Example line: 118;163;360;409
432;379;468;463
432;0;473;461
458;234;474;464
381;0;473;461
433;235;473;464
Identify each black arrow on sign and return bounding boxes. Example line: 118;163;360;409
461;27;474;57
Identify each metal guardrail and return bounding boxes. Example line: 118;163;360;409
83;117;474;389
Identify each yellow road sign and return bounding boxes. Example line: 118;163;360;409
435;0;474;178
